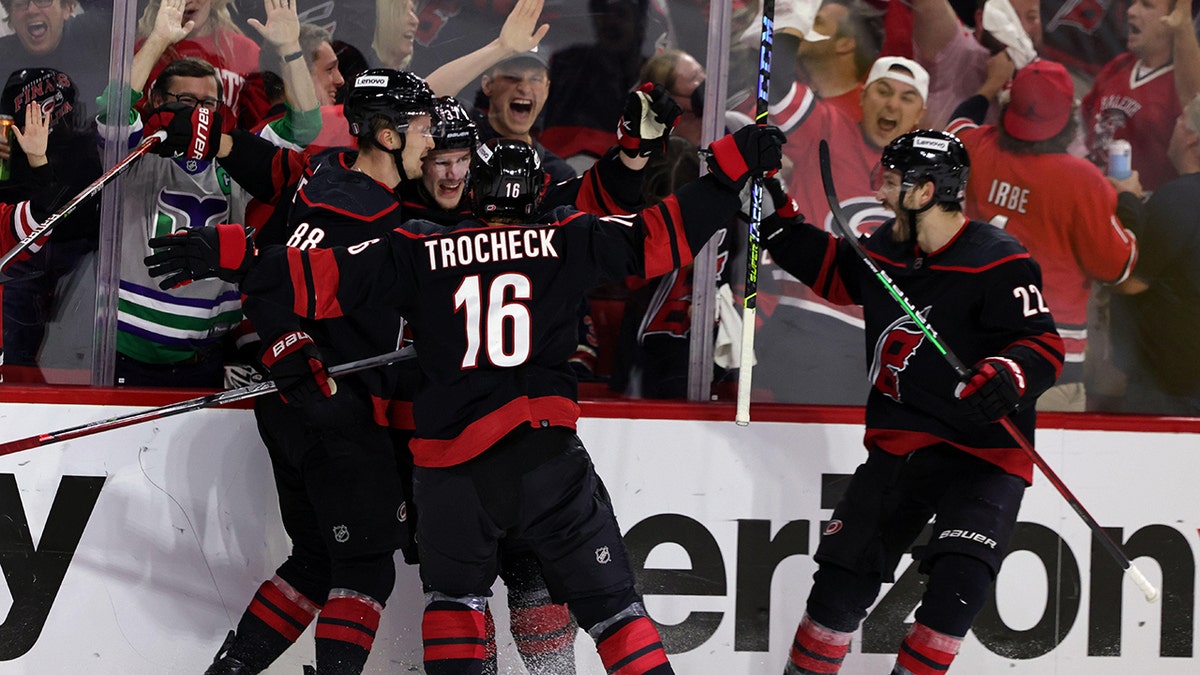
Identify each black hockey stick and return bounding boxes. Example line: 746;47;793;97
0;345;416;458
735;0;774;426
817;139;1159;603
0;130;166;284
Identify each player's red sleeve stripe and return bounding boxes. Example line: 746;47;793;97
812;237;854;305
642;196;687;278
306;248;344;318
287;247;308;317
575;166;619;215
1010;334;1065;372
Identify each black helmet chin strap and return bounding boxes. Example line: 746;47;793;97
899;181;937;250
366;125;416;184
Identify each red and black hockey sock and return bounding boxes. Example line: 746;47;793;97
481;605;498;675
510;599;578;672
226;575;321;671
314;590;383;674
892;622;963;675
785;613;853;675
423;598;488;675
593;614;672;674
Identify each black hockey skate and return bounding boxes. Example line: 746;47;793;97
203;630;259;675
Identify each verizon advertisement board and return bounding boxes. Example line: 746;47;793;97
0;400;1195;673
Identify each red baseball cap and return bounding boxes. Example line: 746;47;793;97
1002;59;1074;142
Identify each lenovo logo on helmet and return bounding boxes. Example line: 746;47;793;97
913;137;950;152
354;75;390;88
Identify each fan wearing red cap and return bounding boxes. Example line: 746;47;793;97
948;58;1140;412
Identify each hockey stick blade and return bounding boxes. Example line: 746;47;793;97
0;345;417;459
0;131;166;284
817;139;1159;603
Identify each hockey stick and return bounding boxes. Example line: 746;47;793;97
0;130;167;284
0;345;416;458
735;0;774;426
817;140;1159;603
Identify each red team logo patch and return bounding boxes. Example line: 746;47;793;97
868;308;931;403
824;520;843;535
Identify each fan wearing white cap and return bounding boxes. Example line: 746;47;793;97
912;0;1043;129
753;53;928;405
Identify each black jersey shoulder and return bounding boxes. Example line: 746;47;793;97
297;153;401;222
932;220;1033;272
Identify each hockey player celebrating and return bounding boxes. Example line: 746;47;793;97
162;68;437;675
760;130;1064;675
143;126;785;675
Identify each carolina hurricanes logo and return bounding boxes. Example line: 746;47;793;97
869;307;931;403
1047;0;1111;34
822;196;893;238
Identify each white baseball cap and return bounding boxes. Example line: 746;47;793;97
865;56;930;103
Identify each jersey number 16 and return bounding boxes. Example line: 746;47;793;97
454;273;533;368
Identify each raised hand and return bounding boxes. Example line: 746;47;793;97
12;102;49;166
706;124;787;192
497;0;550;56
248;0;302;51
617;83;683;158
151;0;195;45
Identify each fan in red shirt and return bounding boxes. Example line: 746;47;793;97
949;59;1139;410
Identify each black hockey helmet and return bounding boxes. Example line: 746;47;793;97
470;138;544;220
431;96;477;151
344;69;435;138
880;129;970;205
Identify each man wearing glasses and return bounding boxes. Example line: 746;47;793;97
98;0;311;387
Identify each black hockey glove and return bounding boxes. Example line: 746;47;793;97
145;223;256;290
617;83;683;158
260;331;337;407
758;177;806;252
955;356;1026;423
706;125;786;193
144;102;224;161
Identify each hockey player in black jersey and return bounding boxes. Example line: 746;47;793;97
144;125;785;675
761;130;1065;675
174;69;437;675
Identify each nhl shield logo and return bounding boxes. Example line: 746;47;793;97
333;524;350;543
595;546;611;564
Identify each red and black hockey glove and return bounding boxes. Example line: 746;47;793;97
144;223;255;290
617;83;683;158
759;177;806;252
706;124;786;193
260;331;337;407
955;356;1027;423
144;102;224;161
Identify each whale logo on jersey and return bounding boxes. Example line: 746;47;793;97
869;306;932;403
